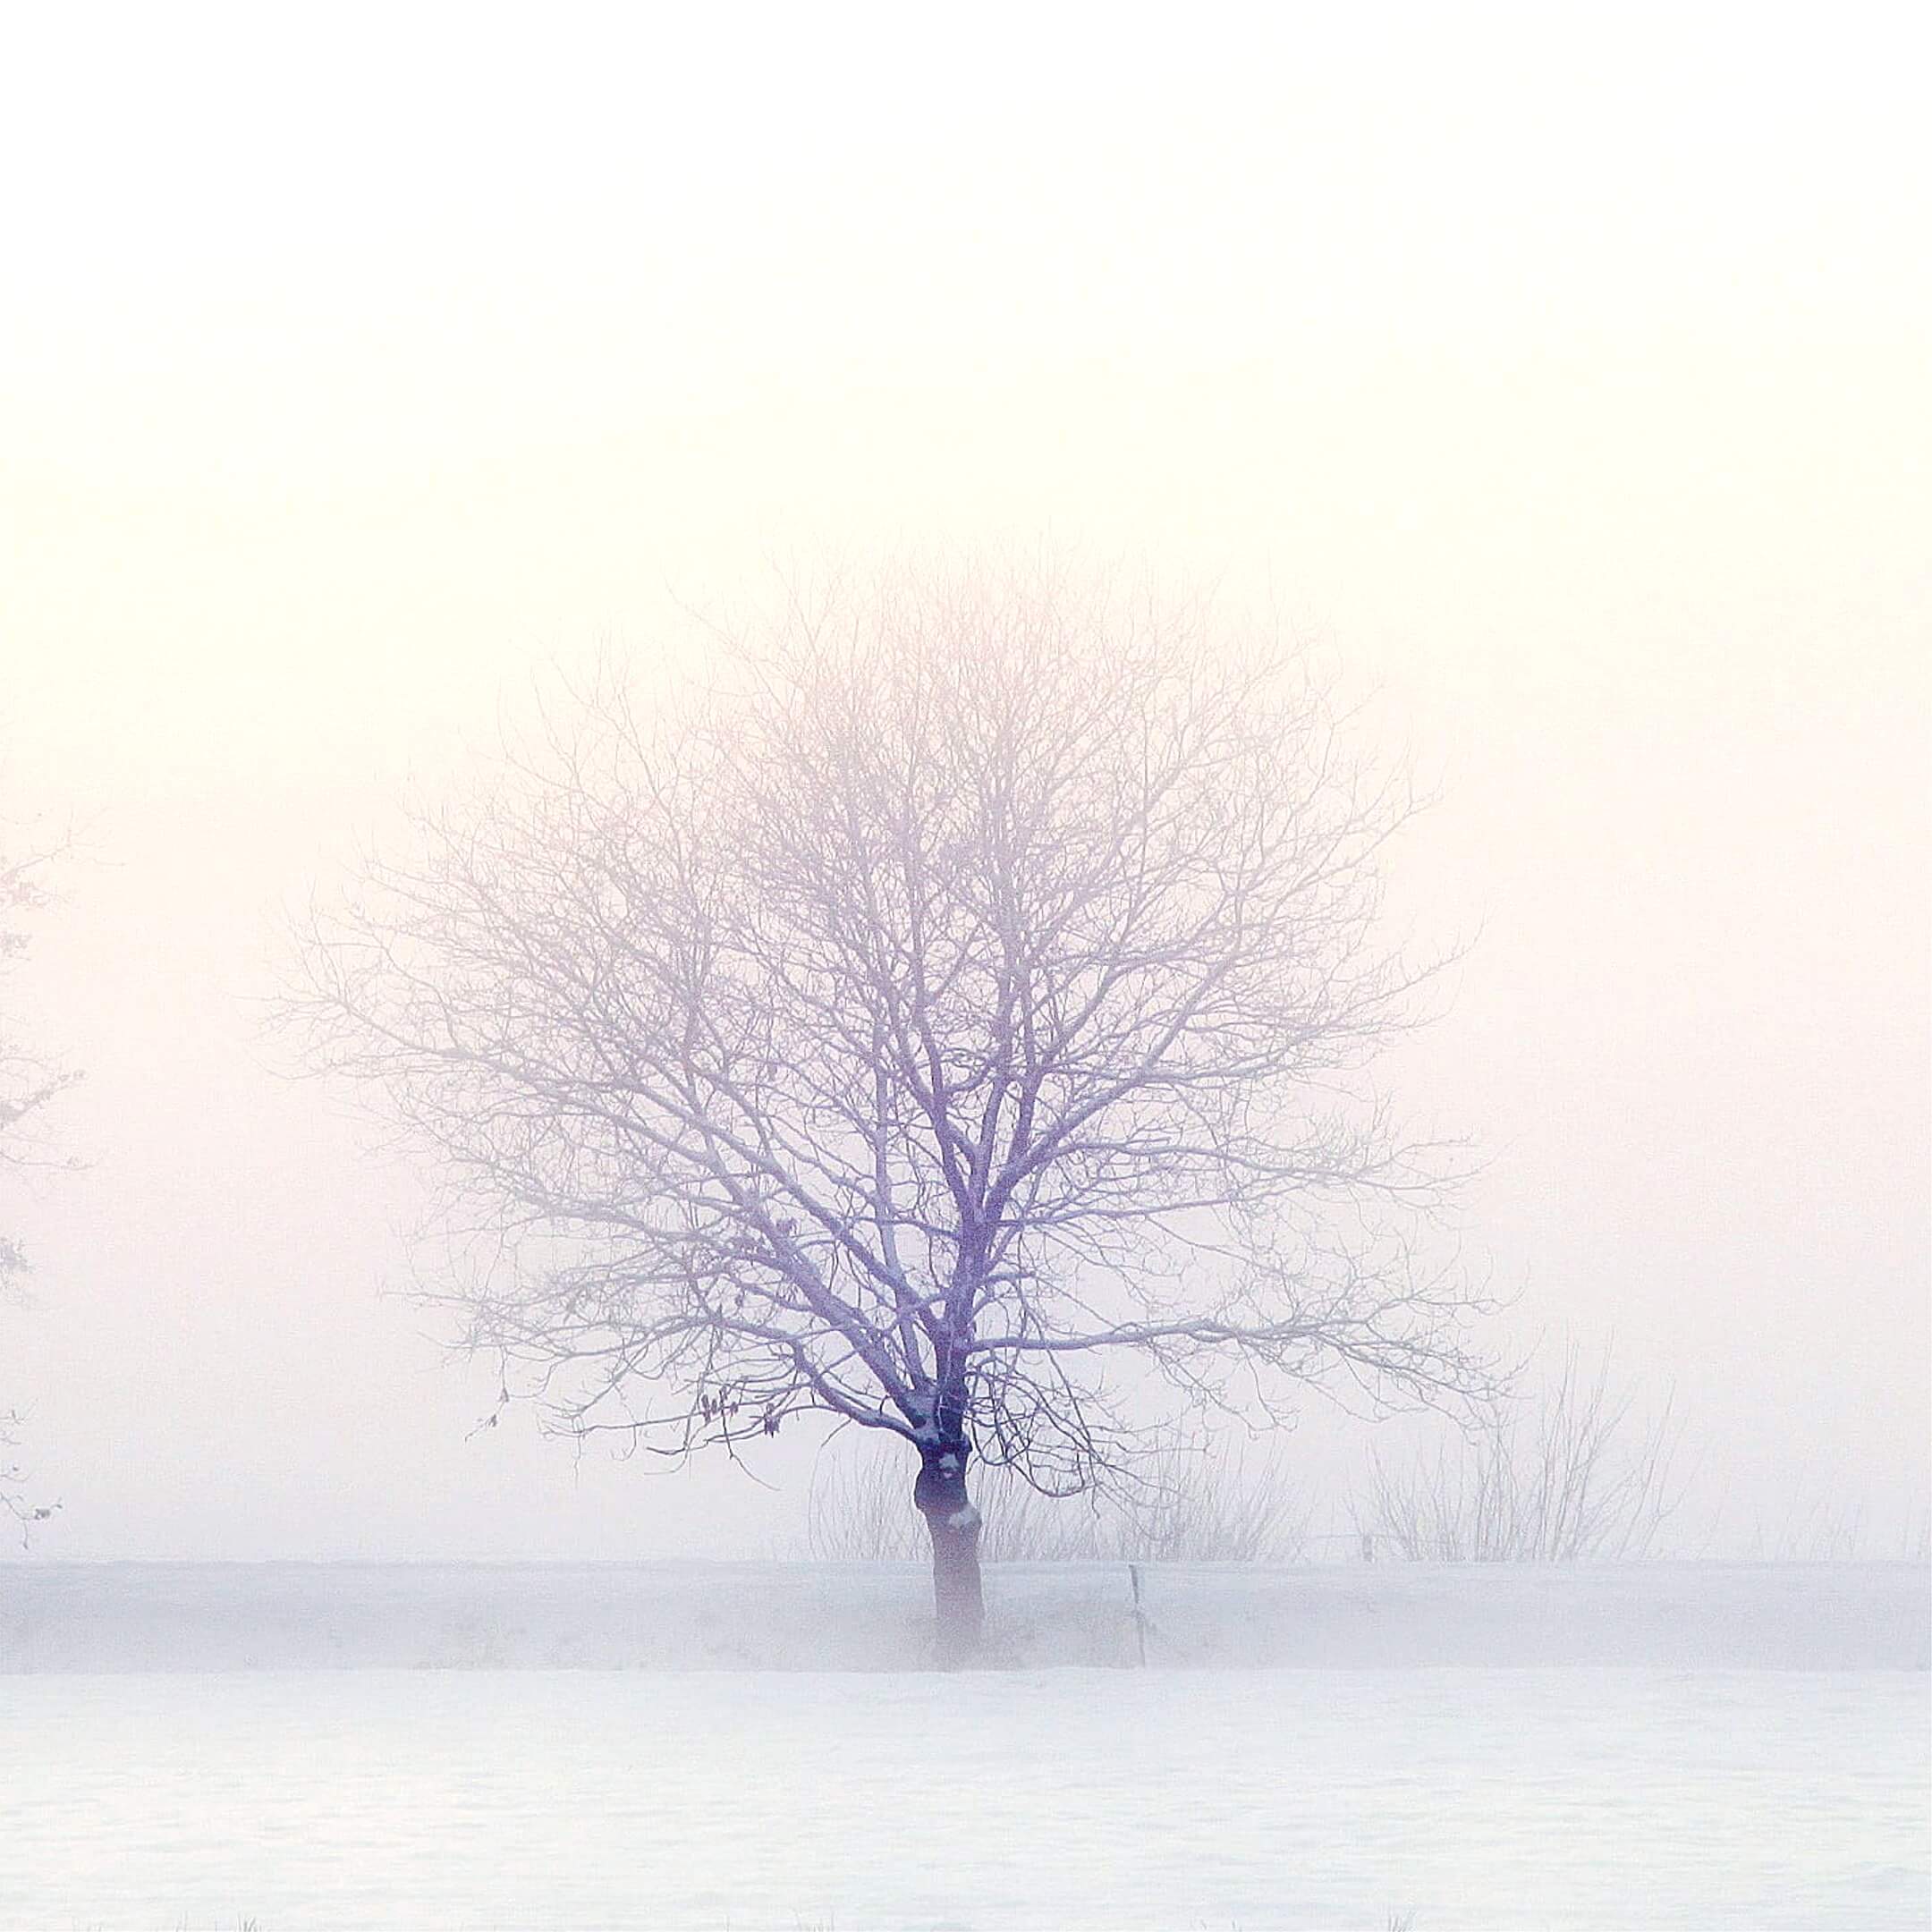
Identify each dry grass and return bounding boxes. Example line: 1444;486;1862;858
801;1437;1312;1563
1355;1340;1684;1563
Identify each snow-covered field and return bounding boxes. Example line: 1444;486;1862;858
1;1563;1926;1932
5;1559;1927;1671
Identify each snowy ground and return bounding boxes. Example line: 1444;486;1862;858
0;1563;1926;1931
4;1559;1927;1671
4;1665;1926;1931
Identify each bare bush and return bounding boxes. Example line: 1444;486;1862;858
1742;1483;1932;1563
2;1407;59;1546
804;1437;1310;1563
1357;1341;1682;1562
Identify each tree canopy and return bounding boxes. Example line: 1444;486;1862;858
294;565;1496;1642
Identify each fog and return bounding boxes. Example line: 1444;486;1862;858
3;4;1926;1568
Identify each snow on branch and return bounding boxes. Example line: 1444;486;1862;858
285;562;1501;1490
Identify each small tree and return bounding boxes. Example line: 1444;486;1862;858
293;564;1496;1655
2;811;77;1540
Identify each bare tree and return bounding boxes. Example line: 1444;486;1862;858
2;811;77;1540
292;564;1497;1656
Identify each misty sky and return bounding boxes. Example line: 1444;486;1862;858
3;4;1926;1559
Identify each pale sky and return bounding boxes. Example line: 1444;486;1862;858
3;2;1926;1559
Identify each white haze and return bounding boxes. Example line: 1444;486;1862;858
2;3;1926;1561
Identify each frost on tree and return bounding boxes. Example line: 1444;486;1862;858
1;810;77;1541
293;565;1497;1657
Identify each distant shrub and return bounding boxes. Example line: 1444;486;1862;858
802;1440;1311;1563
1355;1340;1684;1563
1742;1483;1931;1562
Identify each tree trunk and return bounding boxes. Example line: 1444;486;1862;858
913;1437;984;1664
